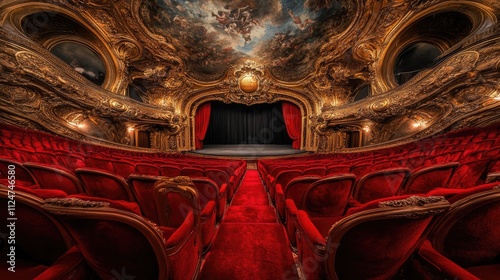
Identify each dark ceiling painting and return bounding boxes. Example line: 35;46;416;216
140;0;356;81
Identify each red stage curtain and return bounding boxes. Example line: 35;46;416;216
282;102;301;149
195;102;211;149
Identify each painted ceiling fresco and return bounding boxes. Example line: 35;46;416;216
140;0;356;81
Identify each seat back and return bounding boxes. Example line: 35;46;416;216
428;187;500;268
24;162;84;194
160;165;182;177
112;160;136;178
0;188;72;266
326;165;351;175
153;176;201;228
448;159;491;189
284;175;322;206
0;157;37;187
353;168;410;204
75;168;134;201
43;197;170;279
402;162;459;194
136;163;161;176
324;196;450;280
128;174;166;223
190;177;219;210
86;157;115;173
301;174;356;216
303;167;327;176
181;167;205;177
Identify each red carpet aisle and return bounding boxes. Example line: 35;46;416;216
199;170;298;280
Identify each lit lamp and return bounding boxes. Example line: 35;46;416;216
239;73;259;93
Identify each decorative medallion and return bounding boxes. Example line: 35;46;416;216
239;74;259;93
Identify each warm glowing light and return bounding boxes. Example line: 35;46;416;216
127;127;135;133
362;126;370;132
412;121;427;128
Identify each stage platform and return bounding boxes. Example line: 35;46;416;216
189;144;307;158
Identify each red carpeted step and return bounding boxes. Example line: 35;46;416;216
223;206;277;223
199;223;298;280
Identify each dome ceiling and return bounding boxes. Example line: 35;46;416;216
139;0;356;81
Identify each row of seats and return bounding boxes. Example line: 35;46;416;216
294;183;500;279
0;178;206;280
257;124;500;279
0;124;250;279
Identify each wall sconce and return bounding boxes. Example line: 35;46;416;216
127;126;135;133
362;126;371;132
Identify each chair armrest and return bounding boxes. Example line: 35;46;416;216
297;210;326;247
416;240;480;280
285;199;298;217
201;201;216;220
34;246;89;280
165;211;195;249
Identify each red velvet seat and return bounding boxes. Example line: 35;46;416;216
23;162;84;194
448;158;491;189
416;186;500;280
129;174;216;253
401;162;459;194
303;166;326;176
43;196;192;280
286;174;356;249
128;174;165;222
111;160;136;178
269;169;302;202
135;163;161;176
160;165;182;177
56;153;86;170
325;165;351;175
191;176;227;221
352;168;410;204
296;195;450;280
205;168;234;201
85;157;115;173
181;167;205;177
0;188;90;279
153;177;202;278
0;157;38;187
75;168;135;202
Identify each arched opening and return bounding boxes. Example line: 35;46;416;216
204;101;292;146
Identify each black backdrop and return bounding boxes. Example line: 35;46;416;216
204;101;292;145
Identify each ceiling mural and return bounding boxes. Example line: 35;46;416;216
140;0;356;81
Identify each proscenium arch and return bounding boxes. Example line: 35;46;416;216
185;89;317;152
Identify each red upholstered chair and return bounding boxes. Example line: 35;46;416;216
24;162;84;194
277;175;321;222
181;167;205;177
129;174;216;253
75;168;135;202
296;195;450;280
205;168;234;201
153;177;202;278
85;157;115;173
191;176;226;221
349;162;372;178
325;165;351;176
448;158;491;189
160;165;182;177
416;187;500;280
135;163;161;176
303;167;327;176
352;168;411;204
269;169;303;202
56;153;86;170
112;160;136;179
401;162;459;194
43;197;184;280
0;157;38;187
287;174;356;250
128;174;166;222
0;188;90;279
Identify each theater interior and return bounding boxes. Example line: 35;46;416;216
0;0;500;279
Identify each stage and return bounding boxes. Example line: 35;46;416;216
189;144;307;158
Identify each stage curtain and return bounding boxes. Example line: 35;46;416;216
282;102;301;149
195;102;211;149
204;102;292;145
